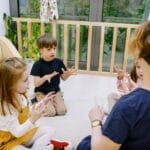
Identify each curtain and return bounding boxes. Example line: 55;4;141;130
40;0;59;22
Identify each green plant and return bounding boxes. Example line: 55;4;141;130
3;13;17;47
23;36;40;60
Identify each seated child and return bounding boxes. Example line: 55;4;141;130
107;59;143;113
0;57;72;150
31;34;77;117
0;57;55;150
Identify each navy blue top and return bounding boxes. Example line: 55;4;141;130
30;58;66;94
102;88;150;150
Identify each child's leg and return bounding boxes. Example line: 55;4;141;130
35;92;56;116
53;91;67;115
25;126;55;150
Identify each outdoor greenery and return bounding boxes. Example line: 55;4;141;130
103;0;147;23
4;0;149;66
3;14;17;47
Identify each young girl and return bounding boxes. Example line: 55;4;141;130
107;59;143;113
0;57;55;150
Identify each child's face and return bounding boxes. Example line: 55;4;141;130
136;61;143;80
40;46;56;61
16;70;29;94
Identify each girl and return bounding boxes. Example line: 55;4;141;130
108;59;143;113
0;57;55;150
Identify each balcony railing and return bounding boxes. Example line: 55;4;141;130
12;18;139;76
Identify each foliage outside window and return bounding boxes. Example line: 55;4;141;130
5;0;149;70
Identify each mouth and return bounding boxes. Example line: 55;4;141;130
140;74;143;79
50;54;55;58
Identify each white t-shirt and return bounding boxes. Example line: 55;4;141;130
0;96;35;138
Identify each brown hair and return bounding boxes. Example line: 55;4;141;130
130;21;150;65
0;57;27;115
130;64;138;83
37;34;57;49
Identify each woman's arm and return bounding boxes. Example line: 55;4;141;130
89;105;121;150
91;126;121;150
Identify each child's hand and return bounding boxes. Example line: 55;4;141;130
62;66;77;76
44;71;59;82
61;66;77;80
41;91;56;104
114;64;125;80
29;104;46;123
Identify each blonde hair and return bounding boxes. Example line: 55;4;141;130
0;57;27;115
130;21;150;65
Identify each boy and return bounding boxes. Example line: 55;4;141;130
31;34;77;116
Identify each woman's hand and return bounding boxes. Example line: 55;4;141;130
88;104;105;123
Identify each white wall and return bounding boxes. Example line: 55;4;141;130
0;0;10;36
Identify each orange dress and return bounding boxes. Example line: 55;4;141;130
0;107;37;150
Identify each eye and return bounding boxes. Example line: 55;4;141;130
137;65;141;69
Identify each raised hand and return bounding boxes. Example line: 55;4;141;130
41;91;56;104
114;64;125;80
88;104;105;123
61;66;77;80
29;103;47;123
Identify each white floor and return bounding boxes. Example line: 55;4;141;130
28;73;117;149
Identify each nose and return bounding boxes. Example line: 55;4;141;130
139;68;143;73
51;48;56;53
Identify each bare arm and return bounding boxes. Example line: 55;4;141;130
89;105;121;150
33;71;59;87
91;127;121;150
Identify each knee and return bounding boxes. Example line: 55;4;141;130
43;109;57;117
57;108;67;116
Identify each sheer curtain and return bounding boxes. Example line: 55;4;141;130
40;0;59;22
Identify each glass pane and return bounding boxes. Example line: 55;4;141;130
19;0;40;17
58;0;90;20
19;0;90;20
103;0;149;23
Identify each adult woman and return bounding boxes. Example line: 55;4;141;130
78;21;150;150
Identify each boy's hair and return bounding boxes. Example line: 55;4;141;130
130;21;150;65
0;57;27;115
37;34;57;49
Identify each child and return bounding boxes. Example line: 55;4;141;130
31;34;77;117
108;59;143;113
0;57;55;150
